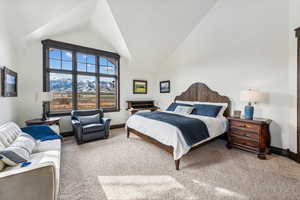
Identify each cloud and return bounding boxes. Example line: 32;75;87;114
66;52;72;57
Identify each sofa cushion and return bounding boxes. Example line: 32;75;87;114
32;139;61;153
78;114;101;126
0;133;36;166
0;122;22;147
83;124;104;134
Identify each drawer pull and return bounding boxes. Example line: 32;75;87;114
239;124;250;128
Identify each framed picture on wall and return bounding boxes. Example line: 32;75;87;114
1;67;18;97
133;80;147;94
160;80;170;93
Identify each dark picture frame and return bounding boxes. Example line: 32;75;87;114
133;80;147;94
160;80;170;93
1;67;18;97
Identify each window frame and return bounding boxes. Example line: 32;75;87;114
42;39;120;116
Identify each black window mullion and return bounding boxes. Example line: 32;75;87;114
96;56;100;109
76;71;97;76
47;69;73;74
72;51;77;110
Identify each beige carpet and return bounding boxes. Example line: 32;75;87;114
59;128;300;200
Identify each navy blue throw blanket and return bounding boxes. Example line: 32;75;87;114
21;125;63;141
136;111;209;146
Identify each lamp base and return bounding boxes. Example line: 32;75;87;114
42;102;48;121
244;105;254;120
41;115;48;121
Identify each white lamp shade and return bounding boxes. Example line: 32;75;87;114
240;90;262;103
36;92;54;102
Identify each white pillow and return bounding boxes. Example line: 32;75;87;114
174;105;194;115
0;122;22;147
175;100;194;105
0;160;5;171
0;133;36;166
193;102;228;117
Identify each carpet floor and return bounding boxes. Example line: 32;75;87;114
59;128;300;200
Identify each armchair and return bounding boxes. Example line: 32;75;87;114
71;109;111;144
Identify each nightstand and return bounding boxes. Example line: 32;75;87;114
25;117;61;134
25;117;60;126
227;117;272;159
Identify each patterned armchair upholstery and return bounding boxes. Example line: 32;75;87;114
71;109;111;144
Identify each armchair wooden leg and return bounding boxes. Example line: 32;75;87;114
175;159;180;170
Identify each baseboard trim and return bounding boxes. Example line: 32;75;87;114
110;123;125;129
271;146;300;163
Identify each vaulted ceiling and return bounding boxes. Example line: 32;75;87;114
0;0;218;71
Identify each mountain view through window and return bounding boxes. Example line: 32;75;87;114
43;40;120;114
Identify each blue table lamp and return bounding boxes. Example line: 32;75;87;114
240;90;262;120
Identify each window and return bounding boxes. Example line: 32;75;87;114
42;40;120;115
77;75;96;110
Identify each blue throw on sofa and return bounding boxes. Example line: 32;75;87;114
21;125;62;141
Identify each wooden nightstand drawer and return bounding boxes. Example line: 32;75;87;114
231;135;259;149
230;128;259;140
230;121;260;132
227;117;271;160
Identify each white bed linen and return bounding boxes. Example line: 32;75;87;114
126;111;228;160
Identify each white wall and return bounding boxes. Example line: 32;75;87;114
156;0;294;150
288;0;300;153
0;16;18;125
16;26;158;129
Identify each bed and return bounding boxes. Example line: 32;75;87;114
126;82;231;170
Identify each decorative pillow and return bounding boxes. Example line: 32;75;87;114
166;103;193;112
0;122;22;147
0;160;5;171
174;106;194;115
78;114;100;125
175;100;194;105
0;133;36;166
193;104;223;118
0;140;5;149
193;102;228;117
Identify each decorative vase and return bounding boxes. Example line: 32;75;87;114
244;105;254;120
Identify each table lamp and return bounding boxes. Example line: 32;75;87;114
36;92;53;121
240;89;262;120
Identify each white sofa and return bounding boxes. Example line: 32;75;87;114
0;122;61;200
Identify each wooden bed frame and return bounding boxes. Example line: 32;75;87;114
127;82;231;170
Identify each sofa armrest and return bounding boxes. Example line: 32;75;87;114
0;162;56;200
71;119;80;126
102;117;111;137
71;119;83;144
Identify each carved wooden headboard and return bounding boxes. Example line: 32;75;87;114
174;82;231;117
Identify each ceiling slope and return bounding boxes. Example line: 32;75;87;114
25;0;97;43
107;0;218;70
0;0;218;71
90;0;131;60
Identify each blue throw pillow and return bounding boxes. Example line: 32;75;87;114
166;103;193;112
193;104;222;118
21;125;62;141
21;162;31;168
